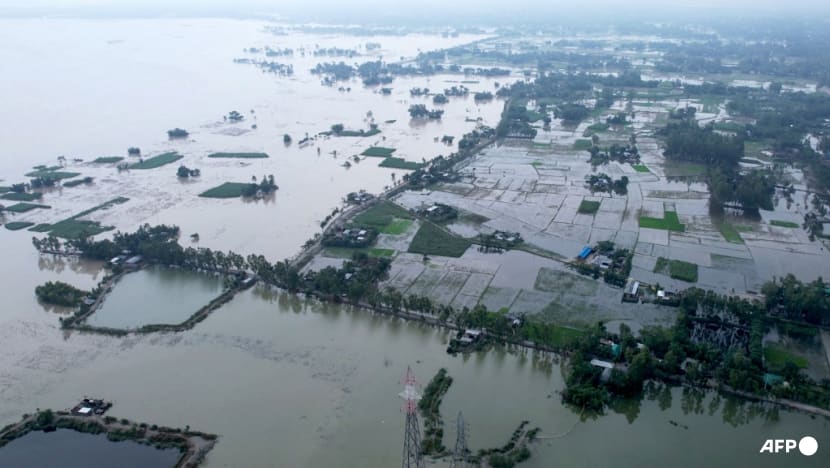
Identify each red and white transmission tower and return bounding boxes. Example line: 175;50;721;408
399;366;425;468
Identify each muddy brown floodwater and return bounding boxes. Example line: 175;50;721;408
0;19;828;468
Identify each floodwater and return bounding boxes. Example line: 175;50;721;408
0;18;829;468
0;428;182;468
0;18;505;260
87;266;224;329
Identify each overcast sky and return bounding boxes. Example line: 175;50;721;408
2;0;828;21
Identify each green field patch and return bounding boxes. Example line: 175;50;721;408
2;192;43;202
129;152;183;169
24;169;81;180
0;186;10;193
379;218;413;235
717;221;744;244
530;161;543;167
632;164;650;173
578;199;601;214
36;197;129;239
408;221;471;257
4;221;35;231
764;344;808;371
63;178;93;188
655;257;698;282
770;220;799;228
333;128;381;137
361;146;397;158
582;122;609;137
639;211;685;232
199;182;251;199
573;139;593;151
207;152;269;159
3;202;51;213
378;157;423;170
28;223;53;232
353;201;413;229
323;247;396;259
93;156;124;164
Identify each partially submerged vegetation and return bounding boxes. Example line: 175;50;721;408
35;281;88;307
207;152;269;159
129;152;183;170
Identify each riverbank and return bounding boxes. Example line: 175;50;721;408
0;410;217;467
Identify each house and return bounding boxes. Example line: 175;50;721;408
463;329;483;341
578;246;593;260
622;279;640;302
124;256;143;268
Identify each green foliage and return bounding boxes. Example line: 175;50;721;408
3;202;50;213
167;128;189;138
717;221;744;244
770;220;799;228
206;152;269;159
4;221;35;231
639;211;685;232
408;221;471;257
199;182;255;198
631;164;649;173
655;257;698;282
63;177;94;187
378;157;424;170
361;146;397;157
2;192;43;202
33;197;129;239
353;201;413;229
419;368;453;455
764;344;808;372
24;169;81;180
35;281;88;307
578;200;600;214
129;152;183;170
573;139;593;150
93;157;124;164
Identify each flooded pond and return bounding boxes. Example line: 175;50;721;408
87;266;223;329
0;429;181;468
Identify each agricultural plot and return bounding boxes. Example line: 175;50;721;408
361;147;397;157
199;182;251;199
129;152;182;169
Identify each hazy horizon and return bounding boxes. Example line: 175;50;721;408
2;0;830;23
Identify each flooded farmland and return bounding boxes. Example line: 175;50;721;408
1;16;830;468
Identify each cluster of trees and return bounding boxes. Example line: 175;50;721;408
241;175;277;197
659;118;775;214
35;281;88;307
176;165;200;178
761;274;830;326
496;102;537;138
225;110;244;122
166;128;189;139
587;142;639;166
585;173;628;195
408;104;444;119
